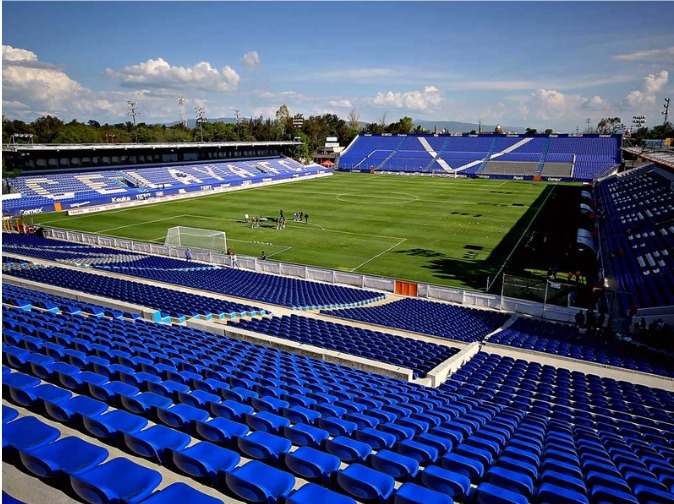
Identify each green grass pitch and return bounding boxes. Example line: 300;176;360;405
32;172;552;290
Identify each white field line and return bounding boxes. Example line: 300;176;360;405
96;215;187;234
351;238;407;272
486;185;557;291
268;246;292;258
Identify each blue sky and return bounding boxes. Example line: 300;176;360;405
3;2;673;132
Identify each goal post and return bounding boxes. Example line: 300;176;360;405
164;226;227;254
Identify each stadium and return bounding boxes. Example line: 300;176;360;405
3;124;674;504
2;2;674;502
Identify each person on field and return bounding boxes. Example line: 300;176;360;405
185;248;192;261
304;213;309;224
259;251;267;260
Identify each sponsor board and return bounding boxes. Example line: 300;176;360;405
112;196;131;203
20;207;44;215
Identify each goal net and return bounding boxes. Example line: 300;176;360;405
164;226;227;254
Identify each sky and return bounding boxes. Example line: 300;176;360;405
2;1;673;132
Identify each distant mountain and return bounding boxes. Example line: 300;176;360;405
414;120;525;134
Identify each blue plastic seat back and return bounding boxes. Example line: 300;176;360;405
139;482;223;504
286;483;356;504
394;482;453;504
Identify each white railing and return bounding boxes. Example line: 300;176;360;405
42;227;577;322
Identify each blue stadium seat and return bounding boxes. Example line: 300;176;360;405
473;482;529;504
536;482;589;504
325;436;372;463
82;409;148;442
286;483;356;504
18;436;108;479
418;465;472;502
3;405;19;424
138;482;223;504
3;416;60;455
122;424;191;464
245;411;291;435
236;431;292;465
170;441;240;485
283;446;341;485
193;417;250;447
282;423;329;448
370;450;420;481
485;466;534;498
70;457;162;504
225;460;295;504
44;395;108;425
394;482;453;504
395;439;439;465
154;403;209;432
354;427;397;450
335;463;396;504
440;451;485;483
120;391;172;415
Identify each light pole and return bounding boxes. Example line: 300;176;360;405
127;101;140;142
195;106;206;143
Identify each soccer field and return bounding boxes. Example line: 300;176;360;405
32;172;553;290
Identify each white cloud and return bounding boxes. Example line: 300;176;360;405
372;85;444;111
520;89;608;123
329;99;353;108
2;45;37;63
106;57;240;92
241;50;260;70
624;70;669;107
3;44;88;114
614;46;674;62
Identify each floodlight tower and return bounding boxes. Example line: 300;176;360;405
195;106;206;143
586;118;591;134
127;101;140;142
179;98;187;128
233;108;241;140
663;98;670;125
127;100;140;125
632;115;646;134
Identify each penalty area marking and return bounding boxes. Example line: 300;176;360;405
351;238;407;272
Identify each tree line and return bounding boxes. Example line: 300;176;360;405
4;111;671;160
2;107;436;163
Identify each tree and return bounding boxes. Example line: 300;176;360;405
33;115;65;143
544;128;554;135
347;109;360;130
525;127;538;135
275;104;292;135
389;116;413;134
597;117;625;134
53;121;102;143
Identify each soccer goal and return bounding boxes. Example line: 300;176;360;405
164;226;227;254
